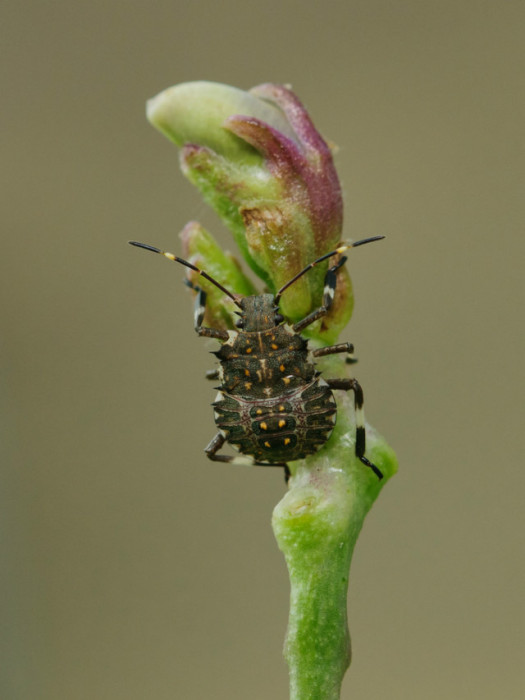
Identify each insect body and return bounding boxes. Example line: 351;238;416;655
130;238;384;481
212;296;336;466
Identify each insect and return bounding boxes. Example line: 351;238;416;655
129;237;384;481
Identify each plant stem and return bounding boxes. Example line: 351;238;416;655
272;390;397;699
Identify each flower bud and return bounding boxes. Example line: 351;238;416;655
147;81;351;341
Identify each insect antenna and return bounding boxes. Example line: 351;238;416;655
274;236;385;305
129;241;242;308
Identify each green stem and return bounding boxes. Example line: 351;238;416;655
272;389;397;700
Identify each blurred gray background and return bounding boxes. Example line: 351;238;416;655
2;1;523;698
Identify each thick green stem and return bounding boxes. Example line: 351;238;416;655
273;388;397;700
274;471;355;699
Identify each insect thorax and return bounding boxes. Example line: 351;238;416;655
216;325;311;399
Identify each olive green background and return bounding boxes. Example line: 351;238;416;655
2;1;523;698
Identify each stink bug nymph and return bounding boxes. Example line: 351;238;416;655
129;237;384;481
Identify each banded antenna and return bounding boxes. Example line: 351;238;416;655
274;235;385;306
129;241;243;308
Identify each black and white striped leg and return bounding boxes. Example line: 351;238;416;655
205;433;291;482
325;377;383;480
312;341;357;364
293;256;347;334
191;283;206;331
184;280;229;341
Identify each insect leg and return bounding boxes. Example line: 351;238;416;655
204;433;291;481
312;341;357;363
205;369;220;380
293;256;346;333
204;432;231;462
204;432;260;465
184;280;229;341
325;377;383;480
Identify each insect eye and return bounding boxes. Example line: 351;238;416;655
235;318;245;328
274;313;284;325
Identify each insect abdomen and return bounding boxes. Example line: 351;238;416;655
213;378;337;463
